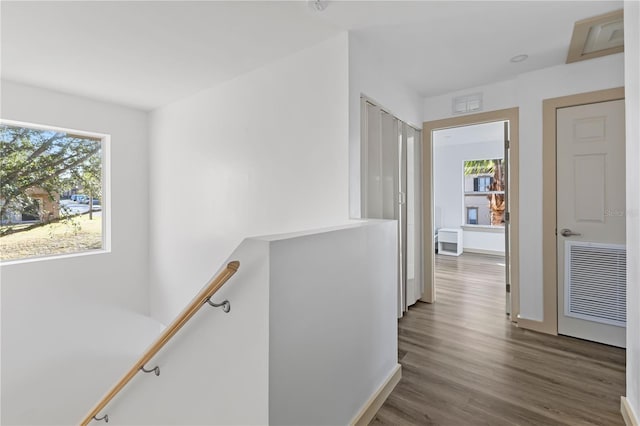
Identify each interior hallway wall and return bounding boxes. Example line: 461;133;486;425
348;33;424;219
149;34;351;324
0;80;150;313
423;53;624;321
624;0;640;420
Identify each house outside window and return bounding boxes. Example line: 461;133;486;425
463;159;505;226
466;207;479;225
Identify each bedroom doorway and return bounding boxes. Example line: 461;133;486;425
423;108;519;320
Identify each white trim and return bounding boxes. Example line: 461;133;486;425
0;248;109;266
464;248;505;256
462;225;505;233
0;118;109;140
350;364;401;426
0;119;111;263
101;134;112;253
622;397;639;426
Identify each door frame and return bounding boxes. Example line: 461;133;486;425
423;108;520;320
538;87;625;335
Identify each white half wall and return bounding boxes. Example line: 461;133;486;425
463;228;505;255
348;33;424;218
624;0;640;421
93;220;397;426
267;220;398;425
149;34;351;324
424;53;625;321
0;80;150;313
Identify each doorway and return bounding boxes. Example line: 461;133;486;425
423;108;520;320
542;88;626;346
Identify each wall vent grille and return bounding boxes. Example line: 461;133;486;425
452;93;483;115
565;241;626;327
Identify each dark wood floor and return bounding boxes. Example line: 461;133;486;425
371;253;626;426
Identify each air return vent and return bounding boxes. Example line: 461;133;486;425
452;93;482;115
565;241;626;327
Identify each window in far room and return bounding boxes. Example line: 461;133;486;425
466;207;479;225
463;158;505;226
0;121;108;262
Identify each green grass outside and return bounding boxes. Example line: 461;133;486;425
0;215;102;261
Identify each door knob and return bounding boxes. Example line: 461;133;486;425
560;228;582;237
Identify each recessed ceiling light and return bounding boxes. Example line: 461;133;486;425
510;54;529;63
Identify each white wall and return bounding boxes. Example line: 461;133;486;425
463;229;505;254
103;239;271;425
0;81;150;312
1;81;151;423
424;79;517;122
149;34;351;324
96;221;397;426
424;53;625;321
267;220;398;425
624;0;640;421
348;33;424;218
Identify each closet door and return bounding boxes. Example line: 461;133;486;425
362;98;425;316
380;111;399;220
381;113;404;315
363;100;383;218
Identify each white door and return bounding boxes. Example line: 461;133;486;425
557;99;626;347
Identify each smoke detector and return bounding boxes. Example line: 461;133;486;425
308;0;329;12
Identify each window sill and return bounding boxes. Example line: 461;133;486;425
462;225;505;233
464;191;505;196
0;248;110;266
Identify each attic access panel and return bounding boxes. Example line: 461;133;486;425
566;9;624;64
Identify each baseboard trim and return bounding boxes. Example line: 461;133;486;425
350;364;402;426
464;248;505;256
622;396;639;426
516;317;557;335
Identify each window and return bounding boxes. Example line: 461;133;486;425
464;158;505;226
466;207;479;225
474;176;493;193
0;121;107;262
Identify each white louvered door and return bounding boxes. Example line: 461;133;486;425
557;99;626;347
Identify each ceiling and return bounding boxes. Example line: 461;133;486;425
1;1;623;111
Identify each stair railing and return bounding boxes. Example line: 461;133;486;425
80;260;240;425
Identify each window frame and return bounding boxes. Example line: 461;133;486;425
466;207;479;225
0;119;111;265
462;158;505;227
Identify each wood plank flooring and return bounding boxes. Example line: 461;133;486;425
371;253;626;426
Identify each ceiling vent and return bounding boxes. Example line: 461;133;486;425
452;93;483;115
567;9;624;64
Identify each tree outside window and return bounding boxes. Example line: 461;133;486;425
463;159;505;226
0;123;105;261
